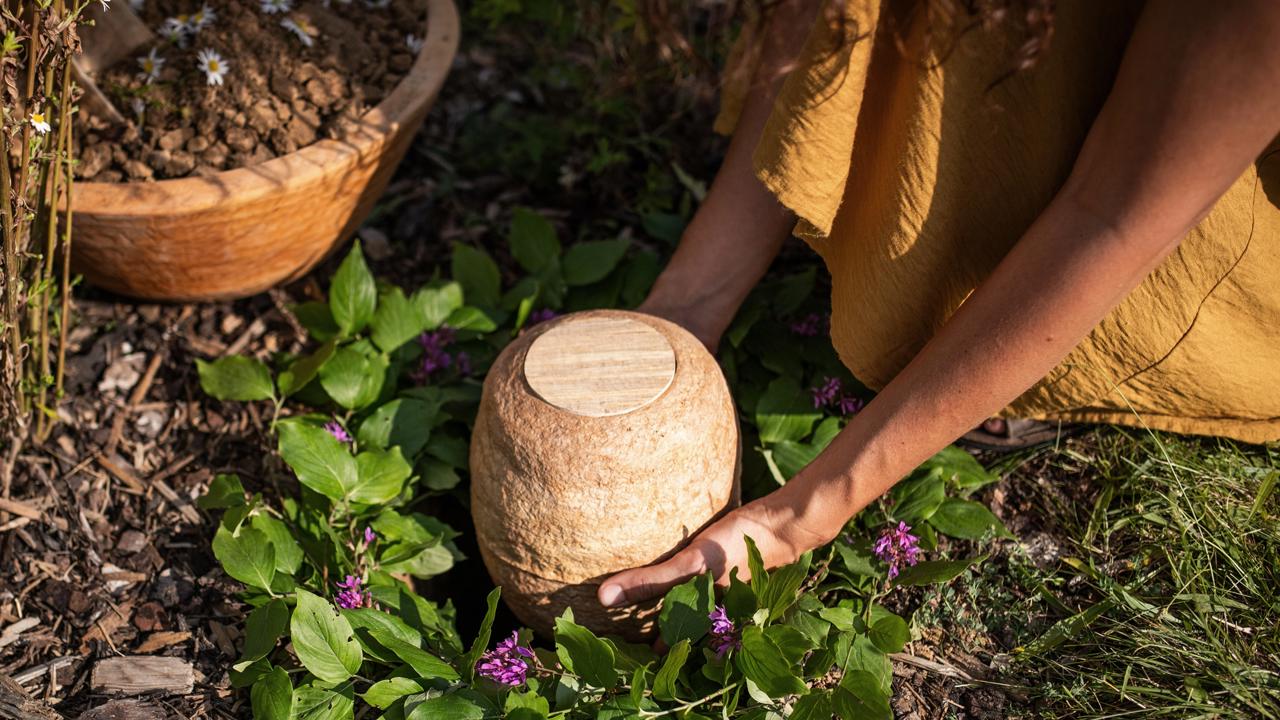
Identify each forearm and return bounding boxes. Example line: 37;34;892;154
642;0;820;345
776;194;1182;537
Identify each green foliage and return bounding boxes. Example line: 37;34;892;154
198;226;1007;719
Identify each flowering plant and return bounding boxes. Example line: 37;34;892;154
197;213;1008;718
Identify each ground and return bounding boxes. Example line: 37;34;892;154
1;4;1276;719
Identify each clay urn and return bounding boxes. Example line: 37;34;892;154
470;309;740;640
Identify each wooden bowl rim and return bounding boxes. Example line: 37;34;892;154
72;0;460;216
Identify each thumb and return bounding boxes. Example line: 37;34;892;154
597;549;706;609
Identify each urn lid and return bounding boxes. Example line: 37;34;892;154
524;314;677;417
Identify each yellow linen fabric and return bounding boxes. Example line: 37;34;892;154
720;0;1280;443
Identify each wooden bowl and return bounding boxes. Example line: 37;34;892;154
69;0;460;301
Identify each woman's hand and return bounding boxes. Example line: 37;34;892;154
597;485;837;608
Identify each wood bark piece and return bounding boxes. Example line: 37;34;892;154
77;699;170;720
471;310;741;640
0;672;60;720
68;0;461;301
90;656;193;696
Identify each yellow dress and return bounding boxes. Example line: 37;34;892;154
719;1;1280;444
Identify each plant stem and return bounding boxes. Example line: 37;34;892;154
639;682;740;717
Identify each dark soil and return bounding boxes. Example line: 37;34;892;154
76;0;428;182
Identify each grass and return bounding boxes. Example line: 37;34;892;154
972;430;1280;718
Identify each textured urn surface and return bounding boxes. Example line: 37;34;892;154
68;0;460;301
470;310;740;639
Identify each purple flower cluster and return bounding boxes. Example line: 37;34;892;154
707;605;740;658
334;575;373;609
324;420;352;443
810;377;866;416
362;526;376;545
411;327;471;384
476;631;534;686
873;521;922;580
789;313;826;337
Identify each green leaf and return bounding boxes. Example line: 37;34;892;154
352;447;412;504
723;567;758;622
421;458;461;491
363;677;424;709
790;692;833;720
509;208;561;273
426;434;470;469
196;356;274;402
923;445;999;490
291;589;363;683
744;536;768;597
755;377;821;443
832;670;892;720
292;682;355;720
412;281;465;330
212;525;275;590
371;286;431;353
451;244;501;307
555;612;618;690
318;346;386;410
357;398;440;457
562;239;630;286
369;629;460;681
278;341;336;397
197;473;245;510
407;693;486;720
891;469;946;523
652;639;690;702
659;572;715;645
238;599;290;668
462;587;501;683
330;241;377;337
251;513;303;575
250;666;293;720
928;498;1009;539
293;301;340;342
735;626;806;698
759;552;811;621
278;420;358;501
444;306;498;333
868;614;910;654
620;249;662;307
893;556;985;586
505;689;550;719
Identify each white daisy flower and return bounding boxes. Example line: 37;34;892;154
131;97;146;120
136;47;164;83
405;34;423;54
280;17;317;47
30;111;51;135
190;4;215;31
260;0;292;13
161;16;190;47
197;48;229;86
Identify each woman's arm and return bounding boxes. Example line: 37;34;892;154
601;0;1280;606
640;0;821;349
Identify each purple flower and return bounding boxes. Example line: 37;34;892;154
528;309;558;326
838;396;865;415
324;421;352;443
811;377;843;409
873;521;922;580
363;526;376;545
476;631;534;686
707;606;740;658
334;575;371;609
411;327;458;384
789;313;825;337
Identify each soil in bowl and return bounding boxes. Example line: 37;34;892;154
76;0;428;182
